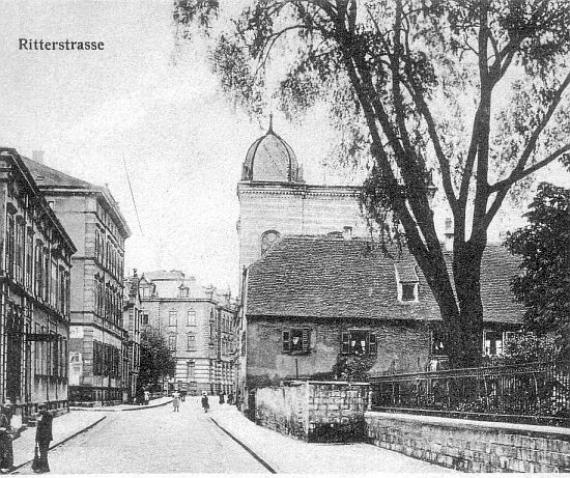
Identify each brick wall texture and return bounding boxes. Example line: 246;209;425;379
255;382;368;442
365;412;570;473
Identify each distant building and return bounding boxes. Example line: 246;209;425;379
123;270;142;402
0;148;76;418
243;235;524;388
24;156;131;405
139;270;237;395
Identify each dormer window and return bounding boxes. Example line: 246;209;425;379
395;263;419;303
401;283;417;302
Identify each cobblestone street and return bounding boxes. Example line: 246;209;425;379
16;400;268;474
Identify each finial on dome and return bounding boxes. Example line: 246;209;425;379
268;113;274;133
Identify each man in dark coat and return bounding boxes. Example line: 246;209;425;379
35;403;53;473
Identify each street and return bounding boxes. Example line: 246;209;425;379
16;400;268;474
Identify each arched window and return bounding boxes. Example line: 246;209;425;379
260;230;281;254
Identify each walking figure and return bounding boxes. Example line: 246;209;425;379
218;392;225;405
34;403;53;474
172;391;180;412
144;391;150;406
201;392;209;413
0;404;13;472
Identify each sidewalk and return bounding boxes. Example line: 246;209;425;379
11;410;107;471
11;397;171;471
209;405;456;473
70;396;172;412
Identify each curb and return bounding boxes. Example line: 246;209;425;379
10;416;107;474
70;399;172;413
209;416;278;473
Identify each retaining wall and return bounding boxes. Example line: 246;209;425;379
365;411;570;473
255;381;368;442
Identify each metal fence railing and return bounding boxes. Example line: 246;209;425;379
369;361;570;426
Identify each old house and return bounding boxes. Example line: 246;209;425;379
123;270;142;402
242;234;524;389
0;148;76;417
23;155;131;405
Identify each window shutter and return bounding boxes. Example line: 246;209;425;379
369;333;377;356
341;332;350;354
302;329;310;353
282;330;290;353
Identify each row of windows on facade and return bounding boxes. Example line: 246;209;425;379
183;360;234;383
166;309;234;332
282;329;378;356
95;202;125;249
94;228;124;281
92;340;122;378
282;329;515;358
5;213;71;316
168;334;236;355
93;277;123;326
34;328;68;379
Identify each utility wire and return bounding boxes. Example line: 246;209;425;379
123;155;144;235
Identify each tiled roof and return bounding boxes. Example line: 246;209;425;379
246;236;524;324
22;157;94;189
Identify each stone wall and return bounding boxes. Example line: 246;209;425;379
255;381;368;442
365;411;570;473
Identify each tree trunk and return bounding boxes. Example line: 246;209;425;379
449;242;486;368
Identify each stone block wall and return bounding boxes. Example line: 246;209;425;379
308;382;368;442
255;381;368;442
365;411;570;473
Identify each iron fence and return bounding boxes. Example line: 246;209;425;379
369;361;570;426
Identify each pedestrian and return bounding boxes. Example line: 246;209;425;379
34;403;53;474
0;404;13;472
172;390;180;412
201;392;209;413
227;392;234;406
144;390;150;406
218;392;225;405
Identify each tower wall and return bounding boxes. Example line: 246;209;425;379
237;182;367;273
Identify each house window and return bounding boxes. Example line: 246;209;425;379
187;334;196;351
282;328;311;355
187;310;196;327
401;283;417;302
169;310;177;327
395;263;419;303
186;361;195;382
141;311;149;326
341;331;377;357
168;335;176;352
484;331;503;357
261;230;281;254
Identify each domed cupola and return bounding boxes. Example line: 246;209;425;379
242;115;303;183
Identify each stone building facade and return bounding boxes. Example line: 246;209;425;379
0;148;76;418
23;157;131;405
123;271;142;402
139;271;237;395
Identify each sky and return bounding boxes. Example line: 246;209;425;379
0;0;568;293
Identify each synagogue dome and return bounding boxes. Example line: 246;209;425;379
242;117;303;183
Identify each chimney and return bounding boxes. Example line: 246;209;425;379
343;226;353;241
443;217;454;252
32;150;44;163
